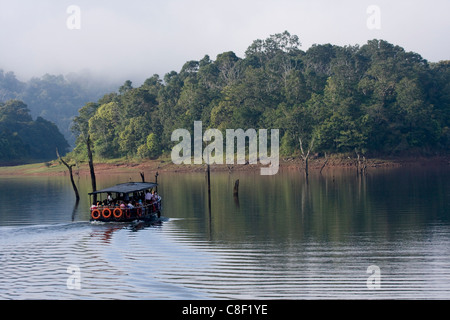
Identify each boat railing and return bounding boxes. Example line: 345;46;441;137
90;198;162;213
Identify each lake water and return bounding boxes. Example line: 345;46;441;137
0;166;449;299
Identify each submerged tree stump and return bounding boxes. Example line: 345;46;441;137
233;179;240;208
233;179;239;196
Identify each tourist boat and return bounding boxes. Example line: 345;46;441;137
89;182;162;222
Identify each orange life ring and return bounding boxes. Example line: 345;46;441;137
136;207;142;217
125;209;131;219
91;209;101;220
102;208;112;219
113;208;123;219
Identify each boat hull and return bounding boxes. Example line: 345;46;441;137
90;204;161;223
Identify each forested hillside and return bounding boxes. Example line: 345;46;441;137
71;31;450;161
0;71;116;146
0;100;69;164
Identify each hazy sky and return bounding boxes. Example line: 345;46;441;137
1;0;449;84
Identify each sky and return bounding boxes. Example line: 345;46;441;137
1;0;449;85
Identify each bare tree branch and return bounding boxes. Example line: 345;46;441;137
56;148;80;200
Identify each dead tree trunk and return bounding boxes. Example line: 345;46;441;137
86;134;97;202
320;152;329;175
356;151;361;175
233;179;240;208
233;179;239;196
56;148;80;200
363;156;367;174
355;149;367;176
299;136;315;177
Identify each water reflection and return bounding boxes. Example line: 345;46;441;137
2;166;449;243
0;166;449;299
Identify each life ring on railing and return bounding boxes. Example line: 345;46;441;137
91;209;101;220
125;209;131;219
113;208;123;219
102;208;112;219
136;207;142;217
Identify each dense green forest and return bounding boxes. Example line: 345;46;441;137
0;100;69;164
0;70;117;146
70;32;449;161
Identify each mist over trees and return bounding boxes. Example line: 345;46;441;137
70;32;449;162
0;70;118;164
0;100;69;164
0;70;117;146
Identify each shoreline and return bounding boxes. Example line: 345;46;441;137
0;155;449;177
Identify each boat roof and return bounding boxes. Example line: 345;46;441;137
89;182;158;195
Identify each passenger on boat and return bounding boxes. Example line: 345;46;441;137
152;190;161;202
149;190;155;202
153;192;161;209
91;202;98;209
107;193;113;203
145;190;152;204
120;201;126;209
127;202;135;209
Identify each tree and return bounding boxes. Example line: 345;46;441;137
137;133;161;159
0;100;32;123
118;80;133;94
0;100;69;163
56;147;79;200
215;51;242;86
299;135;315;177
119;116;150;156
72;102;98;198
88;102;121;158
68;34;450;161
20;116;70;160
394;77;439;150
147;133;161;158
0;126;29;162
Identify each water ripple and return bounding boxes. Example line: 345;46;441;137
1;220;450;299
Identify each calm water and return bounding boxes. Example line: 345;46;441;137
0;166;449;299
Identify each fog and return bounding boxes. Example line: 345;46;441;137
1;0;449;85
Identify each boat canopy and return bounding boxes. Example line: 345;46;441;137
89;182;158;195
